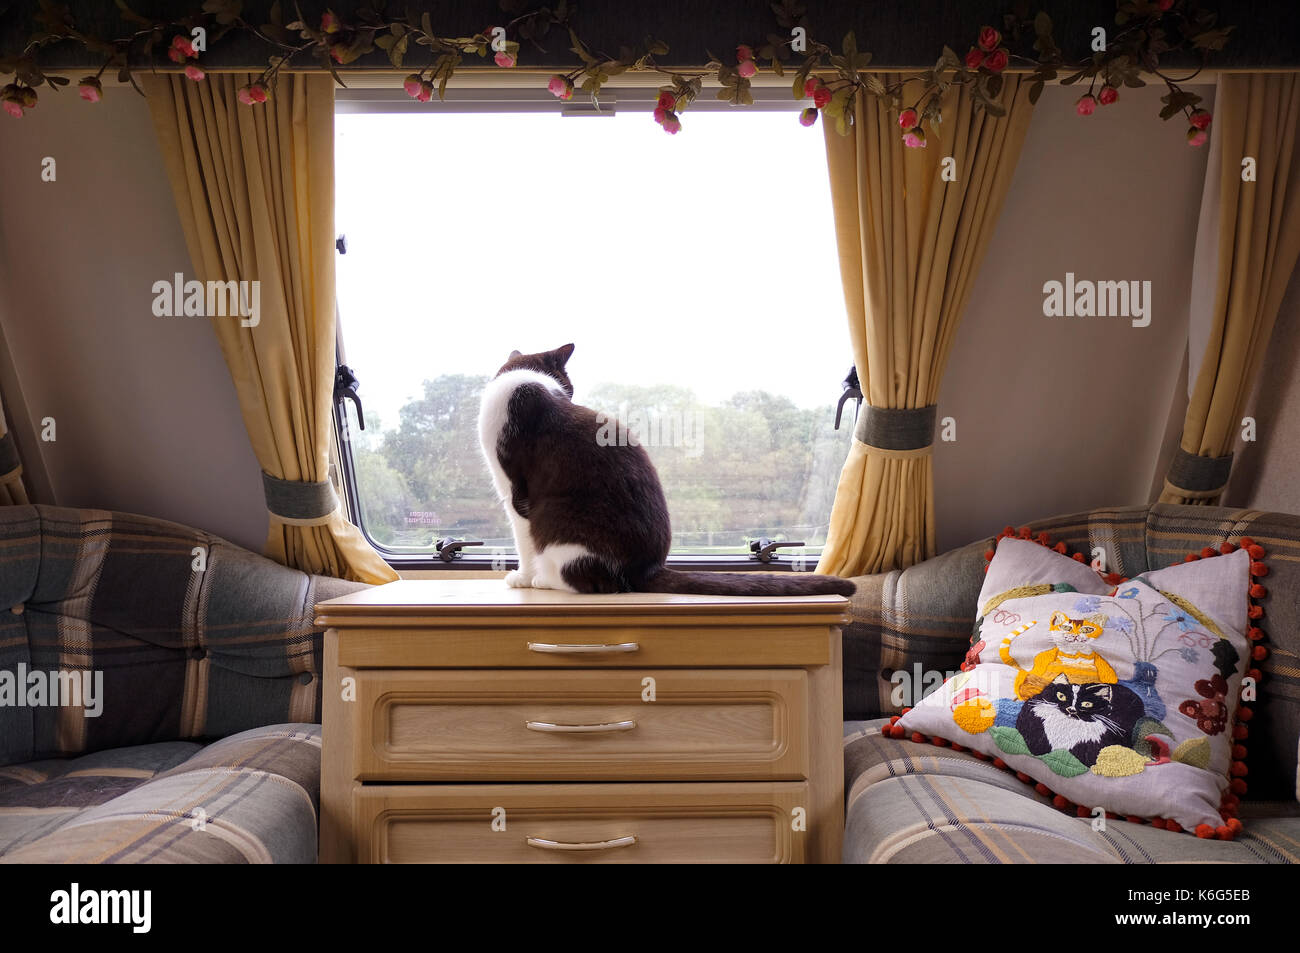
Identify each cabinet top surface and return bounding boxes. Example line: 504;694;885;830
315;579;849;624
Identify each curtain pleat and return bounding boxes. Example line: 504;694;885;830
817;75;1035;577
1160;74;1300;505
144;73;397;583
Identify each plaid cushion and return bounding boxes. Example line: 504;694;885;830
0;741;200;855
841;503;1299;802
844;720;1300;863
0;505;367;766
0;724;320;863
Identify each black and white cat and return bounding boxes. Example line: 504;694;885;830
478;344;856;597
1016;675;1145;766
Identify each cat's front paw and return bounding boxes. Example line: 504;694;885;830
504;569;532;589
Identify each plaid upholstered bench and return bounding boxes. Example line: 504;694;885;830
840;503;1300;864
0;505;367;863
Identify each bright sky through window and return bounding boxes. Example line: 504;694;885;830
335;106;853;555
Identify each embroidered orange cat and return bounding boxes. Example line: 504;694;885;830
1000;611;1118;700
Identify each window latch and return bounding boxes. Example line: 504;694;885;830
834;365;862;431
749;538;806;563
334;364;365;431
435;537;484;563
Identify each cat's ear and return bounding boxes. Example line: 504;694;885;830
1049;610;1067;627
554;343;575;365
1051;673;1071;684
508;350;522;360
1094;684;1113;701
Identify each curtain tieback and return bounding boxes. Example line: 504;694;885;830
853;404;937;458
262;471;340;526
1164;448;1234;499
0;431;23;484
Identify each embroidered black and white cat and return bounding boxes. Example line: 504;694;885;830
1015;674;1145;766
478;344;856;597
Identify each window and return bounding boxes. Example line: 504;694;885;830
334;88;853;566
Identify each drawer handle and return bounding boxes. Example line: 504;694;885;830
525;719;637;733
526;835;638;852
526;641;640;654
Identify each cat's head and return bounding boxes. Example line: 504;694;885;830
496;343;576;398
1035;674;1113;720
1048;610;1105;645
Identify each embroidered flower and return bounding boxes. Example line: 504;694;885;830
1163;609;1197;632
1179;646;1200;664
1178;674;1229;735
1119;587;1139;599
1074;596;1102;613
1109;616;1135;636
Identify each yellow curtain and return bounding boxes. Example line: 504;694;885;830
817;76;1034;577
0;398;29;505
144;73;396;583
1160;74;1300;505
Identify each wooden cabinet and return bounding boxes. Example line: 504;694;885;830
317;580;846;864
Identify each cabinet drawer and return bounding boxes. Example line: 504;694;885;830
332;622;833;668
354;782;807;863
354;669;807;781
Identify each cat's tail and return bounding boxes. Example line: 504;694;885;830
639;568;856;598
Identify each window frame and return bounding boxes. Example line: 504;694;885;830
332;84;842;573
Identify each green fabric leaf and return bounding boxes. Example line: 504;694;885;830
990;725;1030;756
1039;748;1089;777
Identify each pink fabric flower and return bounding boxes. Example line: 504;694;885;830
403;74;422;98
547;75;568;98
813;86;831;109
238;83;269;105
736;44;754;62
184;64;205;82
738;60;757;79
1190;108;1212;130
3;101;22;119
653;106;668;124
494;51;515;68
898;108;918;129
661;113;681;134
657;91;676;110
984;48;1008;73
903;127;927;149
1157;0;1174;9
78;78;103;102
321;10;340;34
1098;85;1118;105
1187;127;1208;147
803;77;821;98
1076;94;1097;116
799;107;818;127
171;35;197;58
964;47;984;70
416;81;433;103
167;47;186;65
978;26;1001;52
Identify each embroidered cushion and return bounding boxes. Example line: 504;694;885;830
892;535;1266;837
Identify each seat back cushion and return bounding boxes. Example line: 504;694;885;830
0;505;367;766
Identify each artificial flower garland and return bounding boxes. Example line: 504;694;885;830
1;0;1231;148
